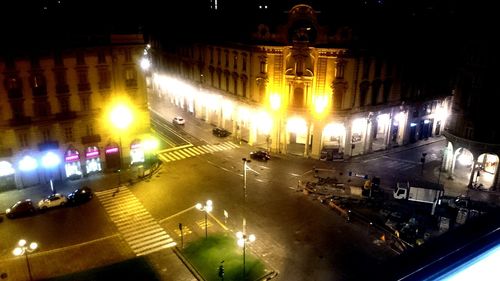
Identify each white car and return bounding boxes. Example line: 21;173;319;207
173;116;185;125
38;193;68;210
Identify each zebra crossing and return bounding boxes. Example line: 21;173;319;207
157;141;239;163
379;156;418;171
96;187;176;256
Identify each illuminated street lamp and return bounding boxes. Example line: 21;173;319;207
13;239;38;281
196;200;213;239
236;231;256;281
140;57;151;71
110;104;133;186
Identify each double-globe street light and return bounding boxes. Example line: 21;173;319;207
12;239;38;281
110;104;133;186
236;231;256;281
196;200;213;239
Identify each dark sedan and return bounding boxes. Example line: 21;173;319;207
6;199;36;219
250;150;271;161
67;186;93;205
212;127;231;137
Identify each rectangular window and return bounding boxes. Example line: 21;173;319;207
86;123;94;136
81;96;91;111
76;52;85;65
362;57;370;79
125;49;132;62
41;128;51;142
61;98;70;113
225;50;229;67
242;54;247;72
125;68;137;88
78;70;89;85
18;132;29;148
98;68;111;89
98;51;106;64
54;52;64;66
125;68;136;80
54;70;66;85
64;127;74;142
11;101;24;118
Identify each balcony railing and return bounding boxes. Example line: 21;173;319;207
78;83;91;92
9;116;32;126
56;84;70;94
81;134;101;144
55;111;77;121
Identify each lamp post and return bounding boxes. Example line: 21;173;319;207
196;200;213;239
13;239;38;281
110;104;133;187
41;151;61;194
242;158;251;232
236;231;255;281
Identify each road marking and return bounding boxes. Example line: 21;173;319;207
96;187;176;256
157;142;239;164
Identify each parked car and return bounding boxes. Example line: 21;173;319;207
38;193;68;210
250;150;271;161
212;127;231;137
67;186;93;205
172;116;185;125
6;199;36;219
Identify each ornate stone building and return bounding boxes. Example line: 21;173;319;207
0;34;150;191
151;4;451;160
442;37;500;190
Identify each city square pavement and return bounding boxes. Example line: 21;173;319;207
2;112;499;280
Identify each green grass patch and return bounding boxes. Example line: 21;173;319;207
183;234;265;281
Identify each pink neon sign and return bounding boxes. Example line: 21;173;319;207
86;151;99;158
105;147;119;154
65;155;80;162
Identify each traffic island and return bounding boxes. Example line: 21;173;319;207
181;234;269;281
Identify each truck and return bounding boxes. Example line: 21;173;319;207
393;180;444;204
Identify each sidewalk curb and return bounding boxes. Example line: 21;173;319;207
348;137;446;162
172;246;204;281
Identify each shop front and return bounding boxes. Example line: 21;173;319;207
0;160;16;192
287;117;308;156
85;146;102;174
130;140;145;166
18;155;39;188
105;143;120;171
64;148;83;180
321;123;345;160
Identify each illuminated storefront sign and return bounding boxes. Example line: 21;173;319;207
106;147;119;154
